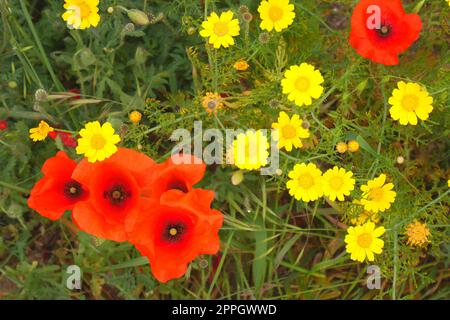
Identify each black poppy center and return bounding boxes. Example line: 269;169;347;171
167;180;189;193
376;24;391;37
104;184;131;206
64;180;83;199
162;223;186;243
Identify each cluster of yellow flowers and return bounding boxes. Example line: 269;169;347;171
200;0;296;49
286;163;358;203
28;120;121;163
285;166;398;262
51;0;439;267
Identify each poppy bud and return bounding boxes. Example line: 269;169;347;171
127;9;149;26
135;47;149;65
78;48;96;68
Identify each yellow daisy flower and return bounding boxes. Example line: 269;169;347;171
233;59;249;71
257;0;296;32
232;130;269;170
322;166;355;201
345;221;385;262
360;174;396;213
29;121;54;142
62;0;101;30
281;63;324;107
199;11;240;49
271;111;310;152
388;81;433;126
405;220;430;247
202;92;224;115
286;163;323;202
76;121;121;163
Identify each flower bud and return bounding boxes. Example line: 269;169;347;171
122;22;135;33
127;9;149;26
135;47;149;65
347;140;360;153
231;171;244;186
35;89;48;102
238;5;249;15
7;81;17;89
336;142;347;154
259;32;270;44
242;12;253;22
187;27;196;35
129;111;142;124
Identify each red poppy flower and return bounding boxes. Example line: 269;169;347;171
28;151;88;220
0;120;7;131
349;0;422;66
144;154;206;200
71;148;155;242
48;130;78;148
127;189;223;283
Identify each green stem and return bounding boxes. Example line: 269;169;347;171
19;0;64;91
0;180;30;194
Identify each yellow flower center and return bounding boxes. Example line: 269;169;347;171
369;188;384;201
401;94;419;112
169;227;178;236
357;233;373;248
295;77;310;92
298;173;314;189
282;125;297;139
90;134;107;150
69;3;90;19
214;22;229;36
268;6;283;21
329;176;343;190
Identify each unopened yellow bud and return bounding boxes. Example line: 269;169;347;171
336;142;347;154
347;140;360;153
129;111;142;124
